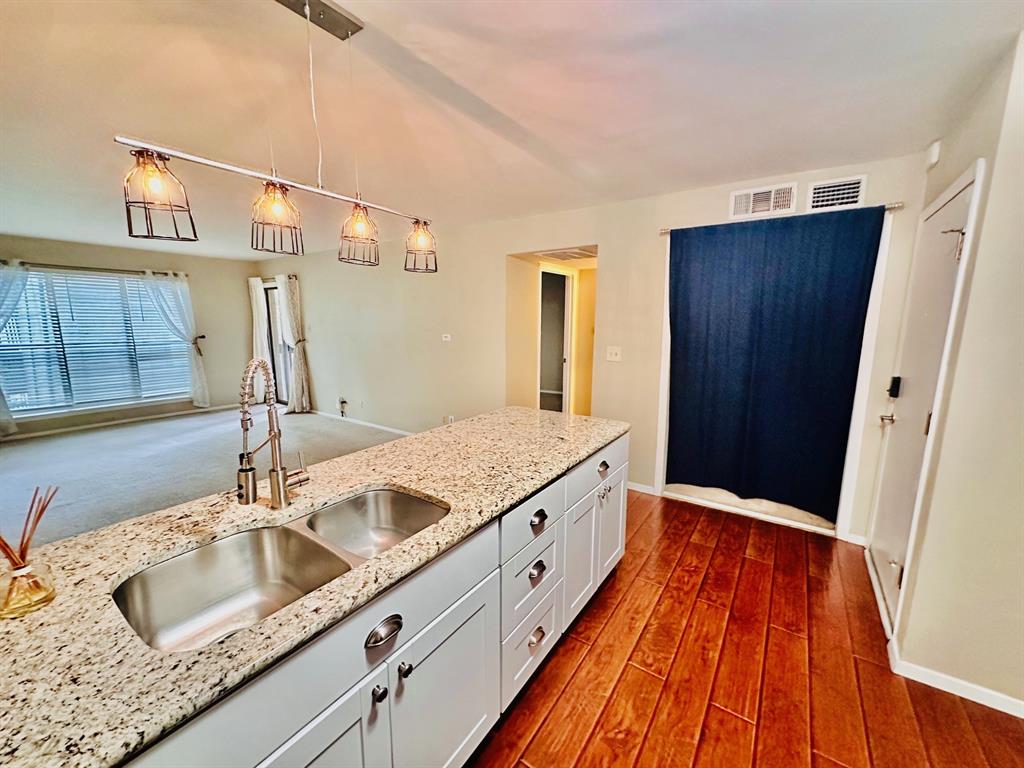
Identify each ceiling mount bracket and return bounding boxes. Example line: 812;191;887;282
273;0;363;42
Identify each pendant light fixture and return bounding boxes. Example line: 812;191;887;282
404;220;437;273
122;149;197;241
251;181;303;255
338;31;381;266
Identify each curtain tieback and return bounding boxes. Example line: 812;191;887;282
192;334;206;357
295;338;307;346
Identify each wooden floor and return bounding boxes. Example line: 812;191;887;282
470;492;1024;768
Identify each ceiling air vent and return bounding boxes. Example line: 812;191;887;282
533;245;598;261
808;175;866;211
729;183;797;220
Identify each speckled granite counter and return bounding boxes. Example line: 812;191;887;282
0;407;629;768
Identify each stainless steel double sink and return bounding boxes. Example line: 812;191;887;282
113;490;450;653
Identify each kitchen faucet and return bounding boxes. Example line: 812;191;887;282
236;358;309;509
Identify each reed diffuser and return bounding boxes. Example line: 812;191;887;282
0;487;58;619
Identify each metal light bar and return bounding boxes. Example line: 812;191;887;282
114;136;423;223
657;201;904;236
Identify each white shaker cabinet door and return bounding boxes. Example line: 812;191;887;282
562;491;598;630
387;570;500;768
596;463;627;583
258;665;392;768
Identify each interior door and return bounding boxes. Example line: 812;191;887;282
539;271;570;413
869;178;975;623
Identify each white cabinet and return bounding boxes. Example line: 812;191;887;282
387;571;500;768
563;489;599;629
596;464;627;583
258;667;391;768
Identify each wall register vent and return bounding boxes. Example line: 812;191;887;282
807;175;866;211
729;183;797;220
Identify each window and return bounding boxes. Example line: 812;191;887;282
0;267;191;415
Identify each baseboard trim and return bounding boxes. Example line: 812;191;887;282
887;639;1024;717
662;490;837;538
1;404;236;441
863;546;894;639
312;411;413;437
627;482;657;495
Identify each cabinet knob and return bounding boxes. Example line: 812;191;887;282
371;684;388;704
528;626;546;648
598;460;610;473
529;509;548;529
398;661;415;679
365;613;403;649
528;560;547;581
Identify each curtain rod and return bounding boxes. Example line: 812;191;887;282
1;260;185;278
658;201;904;236
115;136;425;224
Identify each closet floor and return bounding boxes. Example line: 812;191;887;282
470;492;1023;768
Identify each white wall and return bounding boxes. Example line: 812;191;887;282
896;33;1023;703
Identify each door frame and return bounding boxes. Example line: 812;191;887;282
653;203;897;541
537;266;574;414
871;159;987;644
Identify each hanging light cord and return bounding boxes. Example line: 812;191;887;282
303;0;324;189
347;31;360;197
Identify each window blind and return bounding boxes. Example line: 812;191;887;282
0;267;191;415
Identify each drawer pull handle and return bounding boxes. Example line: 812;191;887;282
371;685;388;704
528;626;546;648
529;509;548;529
398;661;415;679
528;560;547;581
598;460;610;473
365;613;403;648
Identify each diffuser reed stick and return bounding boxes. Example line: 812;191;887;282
1;486;58;618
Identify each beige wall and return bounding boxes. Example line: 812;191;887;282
897;34;1023;700
0;235;256;435
573;268;597;416
259;217;506;433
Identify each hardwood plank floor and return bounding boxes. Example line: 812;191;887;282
469;493;1021;768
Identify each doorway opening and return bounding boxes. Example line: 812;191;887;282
505;245;597;416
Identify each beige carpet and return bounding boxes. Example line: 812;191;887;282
0;410;400;544
666;483;836;530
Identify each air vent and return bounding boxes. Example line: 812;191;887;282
533;245;598;261
729;183;797;220
808;176;866;211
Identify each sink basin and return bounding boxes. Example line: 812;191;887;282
113;526;350;652
306;489;450;559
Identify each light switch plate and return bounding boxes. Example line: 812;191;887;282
606;346;622;362
441;333;452;342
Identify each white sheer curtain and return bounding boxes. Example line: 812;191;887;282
0;261;29;435
274;274;311;413
247;277;271;402
143;271;210;407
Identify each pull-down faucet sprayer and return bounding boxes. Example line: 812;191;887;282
236;358;309;509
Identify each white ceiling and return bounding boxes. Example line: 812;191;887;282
1;0;1021;260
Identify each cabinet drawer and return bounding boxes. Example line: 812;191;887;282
565;434;629;510
130;522;498;768
500;518;563;638
500;476;566;563
501;580;562;710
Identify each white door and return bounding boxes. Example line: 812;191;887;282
869;172;978;623
259;666;392;768
387;572;500;768
563;492;598;629
596;464;627;582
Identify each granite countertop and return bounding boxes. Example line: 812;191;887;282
0;407;629;768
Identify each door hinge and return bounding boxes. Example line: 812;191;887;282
924;410;933;435
889;559;905;590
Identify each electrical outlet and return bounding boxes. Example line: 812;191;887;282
337;396;348;416
445;415;455;425
441;333;452;342
606;346;623;362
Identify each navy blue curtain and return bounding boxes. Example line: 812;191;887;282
666;207;885;522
